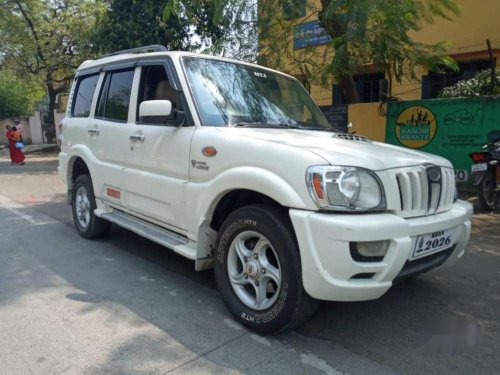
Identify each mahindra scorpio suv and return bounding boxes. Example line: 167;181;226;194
59;45;472;333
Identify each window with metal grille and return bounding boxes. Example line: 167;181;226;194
333;72;386;104
354;72;386;103
422;59;494;99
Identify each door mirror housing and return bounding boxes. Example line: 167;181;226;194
139;100;173;124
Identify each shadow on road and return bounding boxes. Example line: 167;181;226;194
0;181;499;373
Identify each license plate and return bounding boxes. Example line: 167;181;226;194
413;228;457;259
471;163;487;173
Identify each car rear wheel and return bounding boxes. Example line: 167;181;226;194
72;174;111;239
214;204;318;333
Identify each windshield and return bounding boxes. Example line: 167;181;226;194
183;57;332;130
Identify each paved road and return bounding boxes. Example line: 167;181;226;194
0;153;499;375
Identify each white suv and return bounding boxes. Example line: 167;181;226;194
59;45;472;333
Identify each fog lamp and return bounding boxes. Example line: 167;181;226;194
356;241;390;257
350;240;390;263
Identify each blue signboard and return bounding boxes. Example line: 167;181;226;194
293;20;331;49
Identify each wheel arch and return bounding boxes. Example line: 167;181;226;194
65;146;98;204
193;167;309;269
211;189;283;231
68;156;90;188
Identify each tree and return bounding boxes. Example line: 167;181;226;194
439;69;500;98
259;0;460;103
0;0;104;127
92;0;190;53
0;70;44;119
163;0;258;61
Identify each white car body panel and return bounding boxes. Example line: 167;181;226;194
59;51;473;302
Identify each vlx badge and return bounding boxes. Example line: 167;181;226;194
191;160;209;171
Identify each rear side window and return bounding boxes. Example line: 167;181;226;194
96;69;135;122
72;74;99;117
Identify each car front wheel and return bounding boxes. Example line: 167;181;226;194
214;204;318;333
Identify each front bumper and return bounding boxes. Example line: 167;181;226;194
289;200;472;302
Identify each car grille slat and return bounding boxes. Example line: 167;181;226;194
418;169;428;211
441;170;450;206
392;166;455;218
396;173;412;212
408;171;420;210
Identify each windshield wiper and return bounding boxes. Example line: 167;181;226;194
230;121;337;132
296;122;337;132
301;126;336;132
231;121;266;128
231;121;301;129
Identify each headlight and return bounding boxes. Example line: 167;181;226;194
306;166;386;211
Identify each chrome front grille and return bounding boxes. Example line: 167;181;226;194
394;166;455;218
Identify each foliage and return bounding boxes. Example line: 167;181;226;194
0;70;44;118
163;0;258;62
259;0;460;103
0;0;105;123
439;69;500;98
92;0;189;53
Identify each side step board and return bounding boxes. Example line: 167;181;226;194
101;210;197;260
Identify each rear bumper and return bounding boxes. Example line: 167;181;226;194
58;152;72;204
289;200;473;302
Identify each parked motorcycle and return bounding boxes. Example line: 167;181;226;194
470;136;500;210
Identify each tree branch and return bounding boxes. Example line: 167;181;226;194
13;0;47;67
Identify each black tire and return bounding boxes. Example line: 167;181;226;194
478;170;498;211
214;204;318;333
71;174;111;239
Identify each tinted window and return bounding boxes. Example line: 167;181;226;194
96;73;110;119
96;69;134;122
72;74;99;117
138;65;170;103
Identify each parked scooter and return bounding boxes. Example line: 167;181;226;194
470;137;500;210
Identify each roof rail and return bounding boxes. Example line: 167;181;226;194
100;45;168;58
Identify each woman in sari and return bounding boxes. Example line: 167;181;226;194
5;125;25;165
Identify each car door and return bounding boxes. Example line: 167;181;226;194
122;63;195;233
89;67;137;207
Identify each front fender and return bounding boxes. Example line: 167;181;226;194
187;166;312;237
187;166;313;261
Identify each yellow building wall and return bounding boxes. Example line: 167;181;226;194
274;0;500;104
393;0;500;101
348;102;386;142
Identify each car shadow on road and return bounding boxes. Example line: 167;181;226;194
1;200;499;375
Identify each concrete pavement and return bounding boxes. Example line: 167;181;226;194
0;153;499;375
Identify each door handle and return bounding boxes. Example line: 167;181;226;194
87;128;100;135
129;134;145;142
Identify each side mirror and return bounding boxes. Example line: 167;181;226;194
139;100;173;124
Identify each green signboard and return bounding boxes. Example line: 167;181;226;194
385;97;500;185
